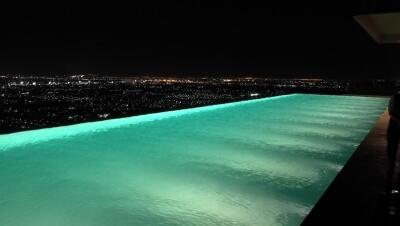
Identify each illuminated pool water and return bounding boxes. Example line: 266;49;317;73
0;94;388;226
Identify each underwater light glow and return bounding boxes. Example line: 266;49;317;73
0;94;388;226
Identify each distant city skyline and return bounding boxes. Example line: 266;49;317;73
0;75;394;134
1;73;397;80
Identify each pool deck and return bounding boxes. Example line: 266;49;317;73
302;110;400;226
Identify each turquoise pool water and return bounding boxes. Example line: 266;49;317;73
0;94;388;226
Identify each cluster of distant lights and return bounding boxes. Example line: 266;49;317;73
2;75;389;88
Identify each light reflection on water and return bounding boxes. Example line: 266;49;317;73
0;94;388;226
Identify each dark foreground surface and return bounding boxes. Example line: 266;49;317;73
303;110;400;226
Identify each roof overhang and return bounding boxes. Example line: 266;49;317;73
354;12;400;44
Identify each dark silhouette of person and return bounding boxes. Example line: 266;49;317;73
386;92;400;195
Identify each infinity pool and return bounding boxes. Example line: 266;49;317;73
0;94;388;226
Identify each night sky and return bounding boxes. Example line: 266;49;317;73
0;2;399;78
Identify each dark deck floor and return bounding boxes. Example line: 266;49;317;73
302;111;400;226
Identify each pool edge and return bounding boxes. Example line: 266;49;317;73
301;110;390;226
